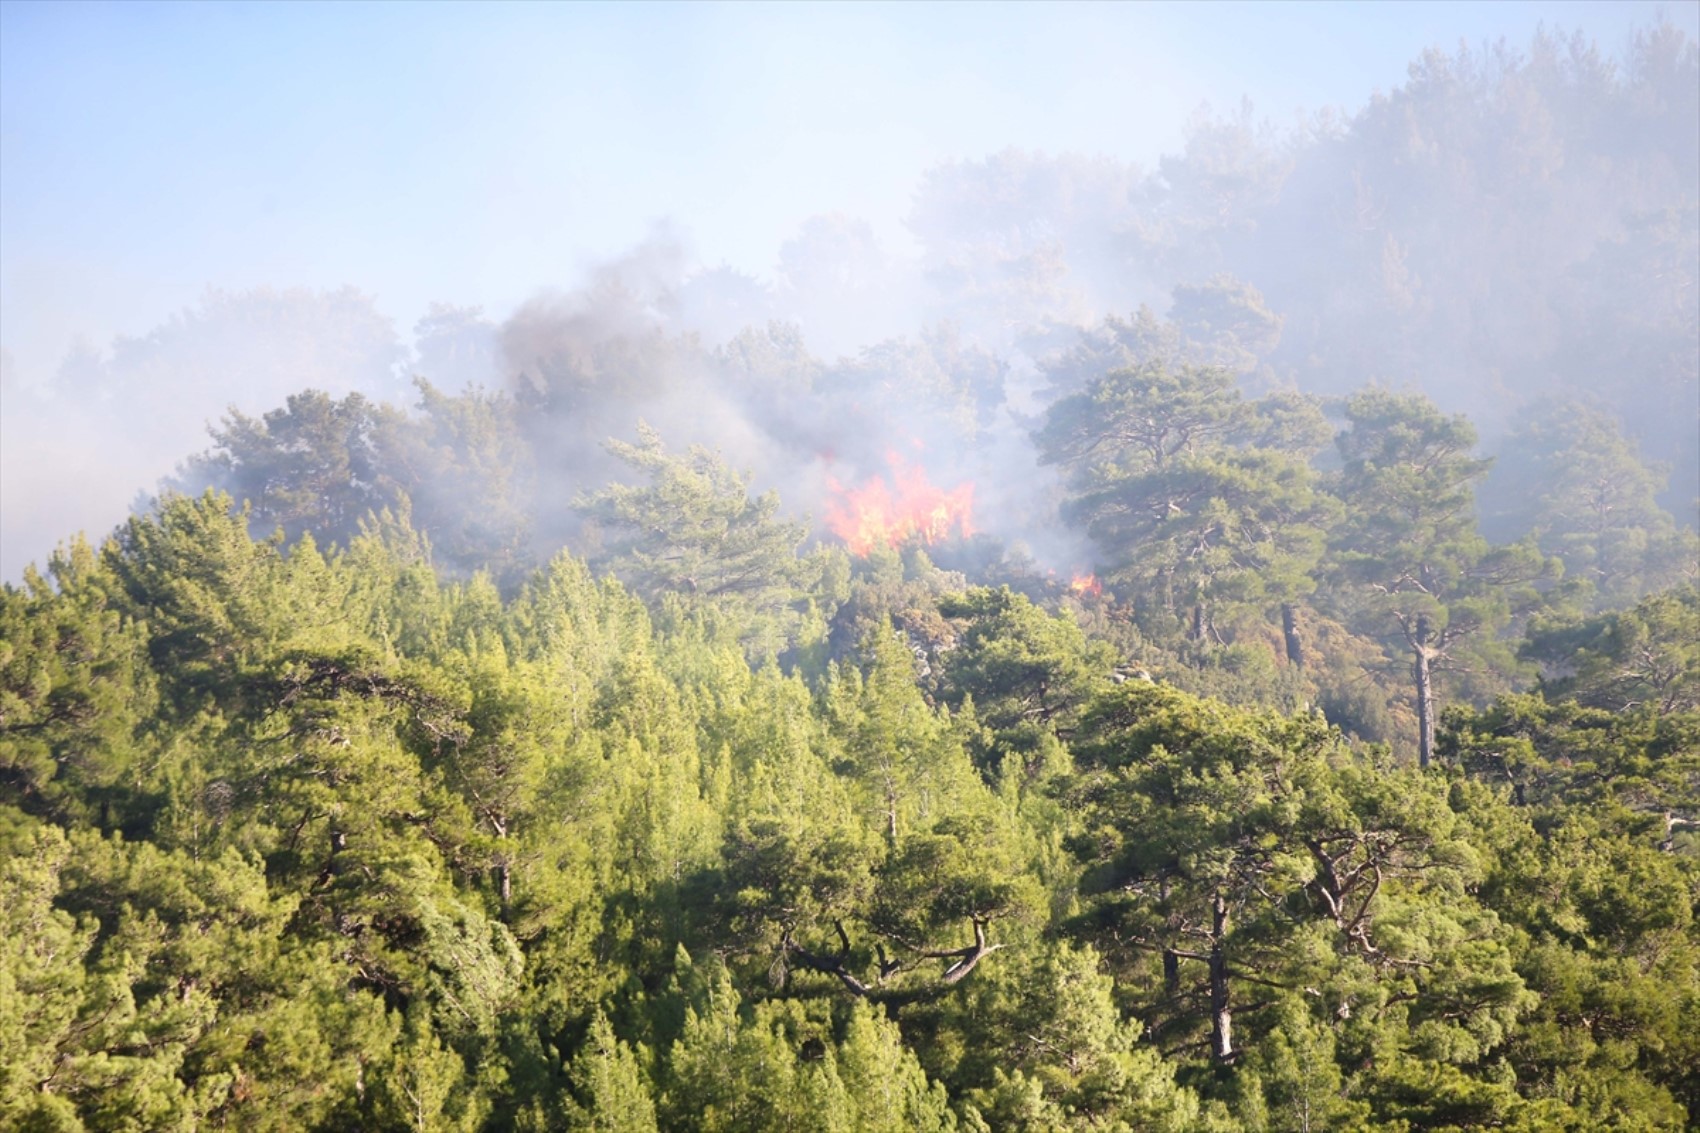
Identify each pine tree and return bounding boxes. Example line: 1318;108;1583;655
1327;389;1553;765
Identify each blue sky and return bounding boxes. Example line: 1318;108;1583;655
2;0;1695;384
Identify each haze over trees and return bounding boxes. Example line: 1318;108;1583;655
2;19;1698;1133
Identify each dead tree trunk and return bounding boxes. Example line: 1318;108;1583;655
1209;891;1233;1063
316;826;349;888
487;813;512;916
921;918;1003;985
1413;614;1435;769
782;921;873;997
787;917;1005;999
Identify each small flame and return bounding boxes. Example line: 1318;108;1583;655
826;454;974;555
1069;573;1102;597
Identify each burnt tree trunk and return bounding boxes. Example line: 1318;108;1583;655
1281;603;1305;668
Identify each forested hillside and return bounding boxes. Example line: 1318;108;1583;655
3;19;1698;1133
3;490;1696;1130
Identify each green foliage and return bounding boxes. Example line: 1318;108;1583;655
1523;585;1700;716
563;1011;658;1132
1444;676;1700;1124
1327;389;1557;763
172;377;538;585
1037;360;1244;476
658;961;958;1132
1035;358;1348;744
6;472;1696;1130
1479;399;1693;607
1068;682;1541;1119
937;586;1116;780
176;390;407;551
101;492;290;713
0;541;156;829
577;423;814;658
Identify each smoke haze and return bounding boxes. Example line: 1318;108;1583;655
2;3;1697;581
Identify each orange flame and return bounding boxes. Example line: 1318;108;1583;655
1069;573;1102;597
826;454;974;555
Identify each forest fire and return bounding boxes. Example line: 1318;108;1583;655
1069;573;1102;597
825;454;975;555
